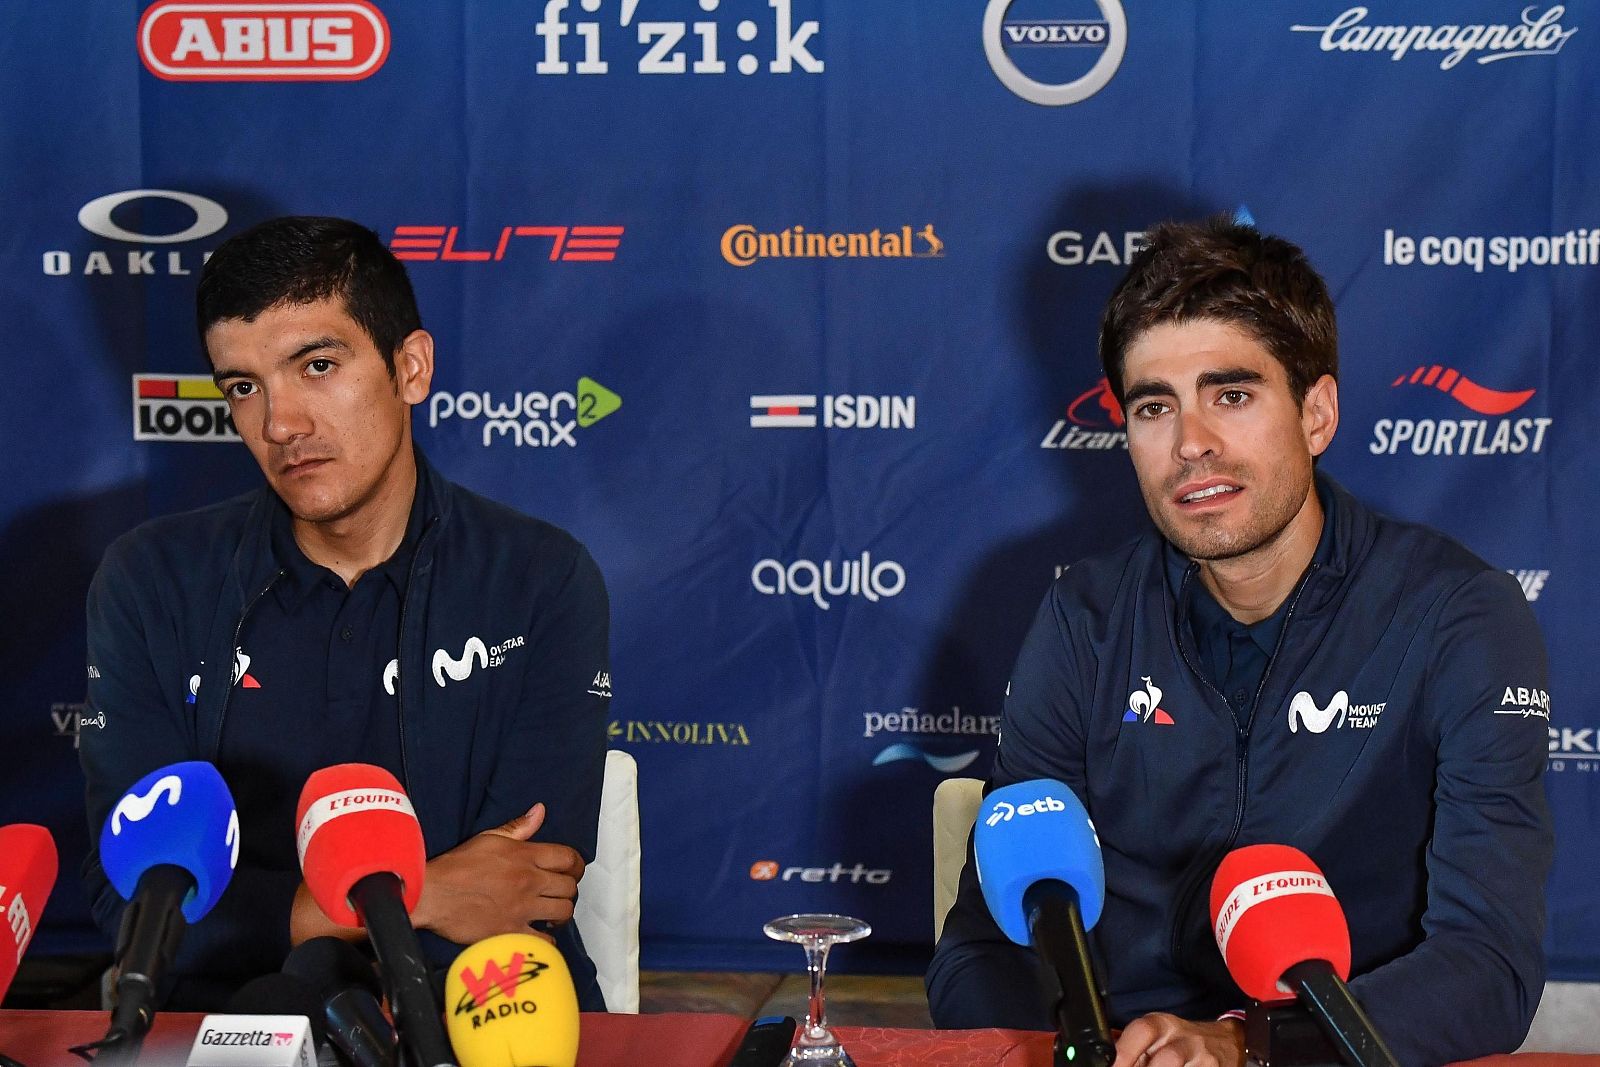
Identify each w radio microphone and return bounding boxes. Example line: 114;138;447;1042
296;764;453;1067
444;933;579;1067
1210;844;1398;1067
975;780;1112;1067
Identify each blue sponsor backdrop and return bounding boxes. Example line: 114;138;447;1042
1;2;1594;979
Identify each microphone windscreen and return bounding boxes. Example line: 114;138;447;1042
445;933;579;1067
225;972;330;1051
1209;843;1351;1001
99;760;240;921
0;824;57;1000
295;764;424;927
974;779;1104;945
282;936;382;1001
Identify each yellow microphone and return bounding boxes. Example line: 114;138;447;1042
445;933;579;1067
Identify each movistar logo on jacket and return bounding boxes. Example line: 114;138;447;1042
1288;690;1386;733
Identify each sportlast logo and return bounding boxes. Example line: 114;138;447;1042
1371;364;1551;456
428;377;620;448
453;952;549;1029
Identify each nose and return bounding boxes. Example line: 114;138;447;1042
1174;407;1222;463
261;388;313;446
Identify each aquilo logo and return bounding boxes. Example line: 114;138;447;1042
427;377;621;449
1123;676;1173;725
389;225;623;262
134;375;240;443
722;223;942;266
751;554;906;610
1370;364;1551;456
1290;7;1577;69
139;1;391;81
749;394;916;429
984;0;1127;106
48;189;228;277
453;953;548;1014
1042;376;1127;450
750;861;891;885
1549;727;1598;772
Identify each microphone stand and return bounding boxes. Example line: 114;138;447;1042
348;874;455;1067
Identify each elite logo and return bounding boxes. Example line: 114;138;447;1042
139;1;391;81
1041;376;1128;451
390;225;622;262
1389;364;1534;415
983;0;1127;107
1123;676;1173;725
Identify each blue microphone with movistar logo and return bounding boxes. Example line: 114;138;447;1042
93;760;240;1064
975;780;1113;1067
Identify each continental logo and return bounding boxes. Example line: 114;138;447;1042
139;1;391;82
722;224;943;266
134;375;239;442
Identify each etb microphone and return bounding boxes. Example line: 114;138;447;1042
0;824;57;1002
975;780;1113;1067
1210;845;1399;1067
97;761;240;1062
445;933;580;1067
296;764;453;1067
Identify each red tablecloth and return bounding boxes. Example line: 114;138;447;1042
2;1010;1594;1067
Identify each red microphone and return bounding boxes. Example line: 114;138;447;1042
297;765;454;1067
1210;845;1396;1067
0;824;57;1001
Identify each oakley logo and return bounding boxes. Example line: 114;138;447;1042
1288;691;1349;734
1391;365;1535;415
110;774;183;835
78;189;228;244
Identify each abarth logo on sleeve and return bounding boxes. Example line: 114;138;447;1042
1123;676;1174;725
1496;686;1550;720
588;670;612;699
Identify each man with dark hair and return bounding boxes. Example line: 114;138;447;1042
927;218;1551;1066
80;216;611;1010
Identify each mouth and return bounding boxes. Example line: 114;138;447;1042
280;458;332;477
1173;480;1243;507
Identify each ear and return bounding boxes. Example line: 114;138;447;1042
393;329;434;406
1302;374;1339;457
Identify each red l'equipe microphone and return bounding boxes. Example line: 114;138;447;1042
1210;844;1398;1067
0;824;57;1001
296;764;454;1067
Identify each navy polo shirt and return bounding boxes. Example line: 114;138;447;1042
1181;509;1334;727
219;485;423;878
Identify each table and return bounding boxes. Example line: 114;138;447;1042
3;1011;1595;1067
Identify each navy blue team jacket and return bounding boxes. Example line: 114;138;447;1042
927;475;1552;1066
80;451;611;1010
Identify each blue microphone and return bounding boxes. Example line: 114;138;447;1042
95;761;240;1062
975;780;1113;1067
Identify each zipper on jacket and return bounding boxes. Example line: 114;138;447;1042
393;515;440;797
1165;562;1321;968
213;570;284;758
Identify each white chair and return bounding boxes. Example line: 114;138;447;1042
931;777;985;942
575;749;641;1013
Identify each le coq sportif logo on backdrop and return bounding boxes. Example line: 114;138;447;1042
751;554;905;610
983;0;1127;106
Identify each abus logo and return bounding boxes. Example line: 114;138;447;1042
47;190;227;277
984;0;1127;106
390;225;623;262
721;224;942;266
1041;377;1128;451
1290;6;1577;70
751;554;905;610
1370;365;1551;456
749;394;915;429
751;861;891;885
139;1;390;81
427;377;621;449
984;794;1066;827
134;375;240;443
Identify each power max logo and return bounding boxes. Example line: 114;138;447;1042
139;1;391;81
1370;364;1551;456
134;375;240;442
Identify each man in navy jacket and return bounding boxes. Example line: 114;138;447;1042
80;217;610;1009
927;218;1552;1066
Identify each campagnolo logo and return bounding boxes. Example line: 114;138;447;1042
983;0;1127;106
1290;6;1577;69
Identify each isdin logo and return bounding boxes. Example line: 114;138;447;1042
1288;691;1349;734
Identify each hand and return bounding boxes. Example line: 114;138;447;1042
1112;1014;1244;1067
412;803;586;946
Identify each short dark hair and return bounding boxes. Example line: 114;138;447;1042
1098;216;1337;404
196;216;421;372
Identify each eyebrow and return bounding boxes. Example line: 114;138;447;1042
212;336;347;383
1121;366;1267;406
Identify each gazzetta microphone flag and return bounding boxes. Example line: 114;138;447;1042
445;933;579;1067
295;764;424;926
0;824;57;1001
1209;844;1350;1002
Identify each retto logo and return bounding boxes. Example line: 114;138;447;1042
983;0;1127;106
751;554;905;610
139;1;391;81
